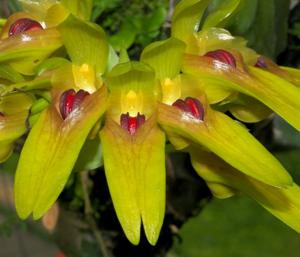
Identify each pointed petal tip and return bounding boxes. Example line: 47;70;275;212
126;231;141;246
32;208;46;220
15;205;31;220
145;226;160;246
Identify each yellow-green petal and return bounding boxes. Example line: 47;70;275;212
183;54;300;131
157;101;292;187
106;61;158;121
228;94;272;123
14;86;107;220
0;28;62;75
58;15;108;75
100;115;165;245
140;37;186;80
206;182;236;199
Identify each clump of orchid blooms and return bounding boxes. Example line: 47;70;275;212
1;0;300;246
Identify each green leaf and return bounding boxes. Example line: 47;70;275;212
109;21;137;51
228;0;289;58
202;0;241;29
14;86;108;220
143;6;166;33
73;138;103;172
58;15;109;75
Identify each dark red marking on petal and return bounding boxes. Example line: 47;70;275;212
9;18;43;37
185;97;204;120
172;97;205;121
204;49;236;68
255;57;268;69
0;112;4;117
59;89;89;120
120;112;146;135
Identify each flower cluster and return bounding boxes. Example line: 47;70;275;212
1;0;300;246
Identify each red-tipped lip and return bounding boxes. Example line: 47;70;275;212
120;112;146;135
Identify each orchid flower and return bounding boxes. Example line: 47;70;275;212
171;0;300;128
0;0;300;248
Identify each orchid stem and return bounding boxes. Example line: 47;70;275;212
80;171;110;257
164;0;175;29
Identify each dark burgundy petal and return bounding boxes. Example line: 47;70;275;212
59;89;76;120
137;113;146;128
255;57;268;68
204;49;236;68
120;112;146;135
72;90;90;111
172;97;205;121
172;99;190;112
128;116;138;135
9;18;43;37
59;89;89;120
120;113;130;132
185;97;204;120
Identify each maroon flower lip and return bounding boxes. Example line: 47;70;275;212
9;18;43;37
172;97;204;121
120;112;146;135
204;49;237;68
59;89;90;120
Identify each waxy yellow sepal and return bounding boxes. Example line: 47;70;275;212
0;27;62;75
100;115;165;245
183;54;300;131
14;86;107;220
101;61;166;245
0;92;34;162
157;97;292;187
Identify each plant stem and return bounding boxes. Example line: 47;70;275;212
80;171;110;257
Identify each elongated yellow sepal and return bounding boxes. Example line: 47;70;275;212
14;86;107;219
157;99;292;187
100;115;165;245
